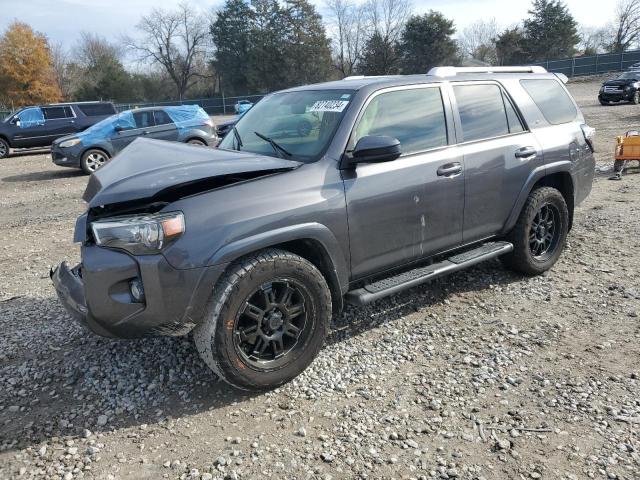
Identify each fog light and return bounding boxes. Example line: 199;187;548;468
130;278;145;302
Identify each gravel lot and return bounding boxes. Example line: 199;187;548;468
1;78;640;480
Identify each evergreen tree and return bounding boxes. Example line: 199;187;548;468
283;0;333;86
211;0;254;95
249;0;289;92
359;32;399;75
522;0;580;61
399;12;458;74
495;28;528;65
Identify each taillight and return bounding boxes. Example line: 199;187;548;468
581;124;595;152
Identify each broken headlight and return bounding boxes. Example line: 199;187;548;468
91;212;184;255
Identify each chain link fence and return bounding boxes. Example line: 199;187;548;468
532;49;640;77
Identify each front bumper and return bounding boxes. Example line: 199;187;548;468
51;144;81;168
51;245;227;338
599;91;634;102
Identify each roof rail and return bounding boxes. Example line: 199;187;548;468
428;66;548;77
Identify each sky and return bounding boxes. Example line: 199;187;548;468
1;0;606;59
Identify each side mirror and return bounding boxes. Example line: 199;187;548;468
348;135;401;165
114;124;124;133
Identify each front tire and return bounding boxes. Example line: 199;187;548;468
187;138;207;146
501;187;569;275
599;99;609;106
194;249;331;391
80;149;110;174
0;138;9;159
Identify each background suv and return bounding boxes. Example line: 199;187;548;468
0;102;115;159
51;105;217;174
598;71;640;105
52;66;595;391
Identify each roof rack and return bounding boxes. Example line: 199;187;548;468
427;66;548;77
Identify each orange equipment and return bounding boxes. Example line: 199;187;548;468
612;131;640;179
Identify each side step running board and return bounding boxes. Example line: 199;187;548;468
345;241;513;306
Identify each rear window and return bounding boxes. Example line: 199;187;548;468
520;79;577;125
76;103;117;117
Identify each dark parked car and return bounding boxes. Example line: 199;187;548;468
598;71;640;105
0;102;116;159
52;66;595;391
51;105;217;174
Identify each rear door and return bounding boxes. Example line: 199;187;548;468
151;109;180;142
42;106;77;139
111;110;156;152
449;82;543;244
343;85;464;279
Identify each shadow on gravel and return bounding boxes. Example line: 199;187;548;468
0;261;521;451
2;169;85;183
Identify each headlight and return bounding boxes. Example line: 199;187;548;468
59;138;81;148
91;212;185;255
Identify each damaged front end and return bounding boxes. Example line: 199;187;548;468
51;138;301;338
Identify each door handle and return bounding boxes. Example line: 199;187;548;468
143;130;150;135
437;162;463;177
515;146;537;160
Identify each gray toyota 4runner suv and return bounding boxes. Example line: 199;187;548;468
52;66;595;391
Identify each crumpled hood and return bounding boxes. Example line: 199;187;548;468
83;137;302;207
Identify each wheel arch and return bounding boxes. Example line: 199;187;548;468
503;161;575;234
208;223;350;316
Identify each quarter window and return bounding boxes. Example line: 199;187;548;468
453;84;510;142
520;79;577;125
503;95;525;133
353;88;447;155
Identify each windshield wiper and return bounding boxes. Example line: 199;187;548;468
254;131;292;158
232;126;243;151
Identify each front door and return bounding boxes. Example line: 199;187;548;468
450;82;543;243
343;86;464;280
10;107;49;147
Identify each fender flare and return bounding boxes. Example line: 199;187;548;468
502;160;574;234
208;222;350;295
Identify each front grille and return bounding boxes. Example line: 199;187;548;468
604;86;623;93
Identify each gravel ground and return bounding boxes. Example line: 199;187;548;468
1;78;640;480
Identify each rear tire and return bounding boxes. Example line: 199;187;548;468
80;149;110;174
0;138;9;159
194;249;331;391
501;187;569;276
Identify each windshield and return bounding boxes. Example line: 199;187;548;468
219;89;355;162
618;72;639;80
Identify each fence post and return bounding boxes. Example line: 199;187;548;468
571;57;575;77
595;54;599;74
222;92;226;115
621;52;624;70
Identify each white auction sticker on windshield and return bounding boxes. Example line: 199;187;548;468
309;100;349;112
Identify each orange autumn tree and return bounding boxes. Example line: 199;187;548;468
0;21;61;107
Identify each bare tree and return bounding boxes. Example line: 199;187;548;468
50;41;72;99
125;3;210;99
578;25;607;54
459;19;499;64
325;0;366;77
74;32;123;67
605;0;640;52
365;0;412;43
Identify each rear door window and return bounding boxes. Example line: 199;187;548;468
43;106;68;120
154;110;174;125
133;111;155;129
520;79;577;125
453;84;510;142
354;87;448;155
